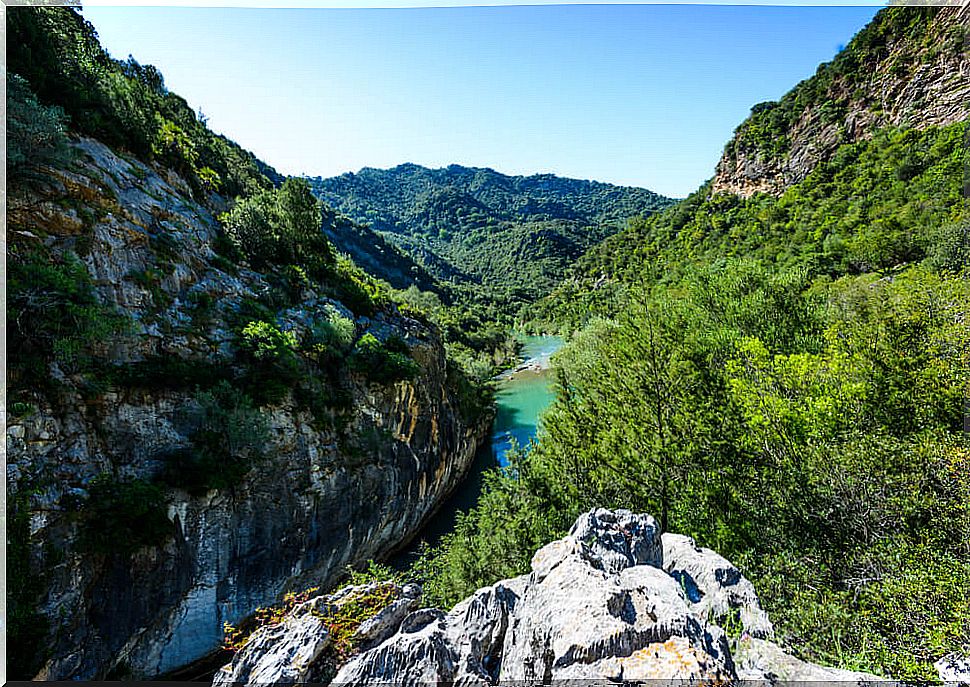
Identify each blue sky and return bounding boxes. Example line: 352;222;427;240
83;4;881;197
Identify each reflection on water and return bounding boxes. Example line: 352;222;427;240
387;335;563;567
492;335;563;465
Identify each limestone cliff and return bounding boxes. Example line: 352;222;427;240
7;137;490;679
213;509;890;685
712;5;969;198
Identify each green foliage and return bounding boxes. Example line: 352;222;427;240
163;382;269;493
7;247;129;388
8;489;52;679
420;262;970;678
221;178;335;277
78;475;173;555
927;219;970;274
538;122;967;331
6;72;72;184
236;320;302;404
348;333;420;385
240;320;299;360
308;164;675;321
726;7;940;162
330;255;391;316
306;306;357;361
7;6;279;198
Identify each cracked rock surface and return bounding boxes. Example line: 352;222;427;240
216;508;891;685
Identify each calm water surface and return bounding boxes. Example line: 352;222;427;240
389;334;563;565
492;335;563;465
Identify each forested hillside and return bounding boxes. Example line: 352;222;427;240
419;5;970;681
5;6;513;679
309;164;674;320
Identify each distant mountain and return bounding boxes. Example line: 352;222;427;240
308;165;675;315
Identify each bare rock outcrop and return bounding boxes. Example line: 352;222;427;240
711;5;970;198
215;508;892;685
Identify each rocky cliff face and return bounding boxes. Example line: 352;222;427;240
216;509;889;685
7;137;489;679
712;5;969;198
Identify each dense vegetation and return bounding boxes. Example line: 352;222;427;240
9;3;968;682
533;122;968;331
725;6;960;164
8;6;280;198
309;164;674;320
416;8;969;677
5;7;513;678
421;259;969;680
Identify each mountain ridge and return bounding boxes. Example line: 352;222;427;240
712;4;969;197
309;163;675;317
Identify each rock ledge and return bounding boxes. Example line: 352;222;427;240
216;508;898;685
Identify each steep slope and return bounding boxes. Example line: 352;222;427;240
713;5;968;197
309;165;674;313
535;5;969;331
423;7;970;682
7;6;492;680
7;137;491;683
320;207;441;293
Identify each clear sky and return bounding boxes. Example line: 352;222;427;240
83;4;881;198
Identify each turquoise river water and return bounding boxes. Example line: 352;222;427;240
492;335;563;465
390;334;563;564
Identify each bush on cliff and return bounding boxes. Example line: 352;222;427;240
77;475;173;555
348;333;420;385
7;248;130;394
162;383;270;493
6;72;72;184
221;178;335;278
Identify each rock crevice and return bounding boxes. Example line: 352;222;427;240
217;508;890;685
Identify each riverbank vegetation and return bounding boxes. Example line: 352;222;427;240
416;116;970;679
419;258;969;680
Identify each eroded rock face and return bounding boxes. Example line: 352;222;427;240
214;582;422;686
711;5;970;198
8;138;490;680
216;509;891;686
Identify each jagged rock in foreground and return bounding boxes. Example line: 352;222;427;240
216;508;890;685
9;137;490;680
936;652;970;685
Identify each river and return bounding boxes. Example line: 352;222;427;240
389;334;563;565
169;335;565;680
492;335;563;465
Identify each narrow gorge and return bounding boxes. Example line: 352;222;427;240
8;136;492;679
7;3;969;684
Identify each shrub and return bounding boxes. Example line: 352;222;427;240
8;249;129;386
237;321;302;404
6;72;71;185
221;178;334;277
348;333;419;385
163;382;269;493
240;320;298;361
331;256;390;316
78;475;172;555
306;306;356;361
